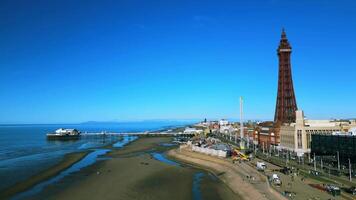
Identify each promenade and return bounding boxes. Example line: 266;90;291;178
168;145;286;200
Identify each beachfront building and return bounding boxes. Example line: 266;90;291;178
209;122;220;131
245;128;255;144
195;119;212;128
220;125;235;134
311;134;356;166
279;110;356;157
184;127;203;135
219;119;229;126
219;125;237;141
254;121;279;149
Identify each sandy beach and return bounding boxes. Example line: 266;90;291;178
167;145;287;200
17;137;239;200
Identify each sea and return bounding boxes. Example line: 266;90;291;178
0;121;191;192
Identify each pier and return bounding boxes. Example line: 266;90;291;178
81;131;195;137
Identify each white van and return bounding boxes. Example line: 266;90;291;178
256;161;267;171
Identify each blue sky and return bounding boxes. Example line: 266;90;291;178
0;0;355;124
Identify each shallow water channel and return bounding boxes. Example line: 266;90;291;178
151;152;224;200
12;136;139;200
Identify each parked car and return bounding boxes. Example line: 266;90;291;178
346;186;356;195
309;170;321;176
325;185;341;196
280;167;292;175
283;191;296;198
270;174;282;186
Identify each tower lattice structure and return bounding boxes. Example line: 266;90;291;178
274;29;298;124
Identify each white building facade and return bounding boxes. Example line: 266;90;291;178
279;110;356;157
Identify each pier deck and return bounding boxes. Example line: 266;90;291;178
81;132;194;137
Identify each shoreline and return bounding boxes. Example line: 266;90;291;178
2;135;244;200
29;136;238;200
166;152;242;199
0;150;90;199
167;145;287;200
0;131;170;199
3;135;134;199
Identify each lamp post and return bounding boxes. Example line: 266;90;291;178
314;153;317;171
349;158;352;182
286;152;289;166
254;130;258;154
337;151;340;171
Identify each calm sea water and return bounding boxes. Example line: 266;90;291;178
0;121;190;191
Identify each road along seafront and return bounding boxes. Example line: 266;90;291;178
167;145;287;200
14;136;239;200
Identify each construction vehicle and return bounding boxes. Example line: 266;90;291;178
232;148;249;162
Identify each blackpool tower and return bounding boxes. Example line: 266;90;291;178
274;29;298;124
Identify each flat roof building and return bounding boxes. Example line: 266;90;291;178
279;110;356;156
311;134;356;166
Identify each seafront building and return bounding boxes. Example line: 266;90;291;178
279;110;356;156
311;133;356;166
195;119;255;144
183;127;203;135
219;119;229;126
253;121;277;148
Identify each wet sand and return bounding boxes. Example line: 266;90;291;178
0;151;89;199
27;137;239;200
168;145;286;200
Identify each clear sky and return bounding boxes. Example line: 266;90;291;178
0;0;355;124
